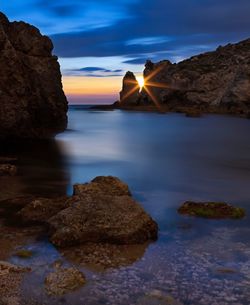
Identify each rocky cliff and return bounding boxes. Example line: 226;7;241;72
0;12;68;139
119;38;250;116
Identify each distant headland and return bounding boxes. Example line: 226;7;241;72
94;38;250;117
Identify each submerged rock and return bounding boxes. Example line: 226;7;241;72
0;164;17;176
44;267;86;295
0;12;68;139
14;249;34;259
49;176;158;247
178;201;245;219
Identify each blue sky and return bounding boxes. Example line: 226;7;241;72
2;0;250;103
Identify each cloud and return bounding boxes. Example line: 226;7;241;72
50;0;250;61
63;66;124;77
3;0;250;74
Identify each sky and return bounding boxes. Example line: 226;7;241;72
2;0;250;104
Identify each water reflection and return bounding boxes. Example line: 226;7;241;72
0;139;69;198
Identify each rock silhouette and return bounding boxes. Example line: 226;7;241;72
120;71;140;105
118;39;250;116
0;12;68;139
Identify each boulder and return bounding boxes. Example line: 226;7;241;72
45;267;86;295
0;12;68;139
49;194;158;247
48;176;158;247
178;201;245;219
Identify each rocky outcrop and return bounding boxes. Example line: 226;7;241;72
178;201;245;219
0;12;68;139
118;39;250;116
120;71;140;105
48;176;158;247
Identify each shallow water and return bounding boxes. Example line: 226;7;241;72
1;107;250;304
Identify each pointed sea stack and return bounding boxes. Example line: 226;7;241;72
120;71;140;105
0;12;68;139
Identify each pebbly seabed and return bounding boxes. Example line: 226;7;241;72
0;107;250;305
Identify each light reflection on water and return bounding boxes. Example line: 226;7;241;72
57;108;250;229
2;107;250;304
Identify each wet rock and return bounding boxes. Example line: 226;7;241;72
0;12;68;139
73;176;131;197
178;201;245;219
0;164;17;176
0;262;30;305
44;267;86;295
137;290;183;305
49;194;158;247
49;176;158;247
120;71;140;105
62;242;149;270
14;249;34;259
0;261;30;275
17;196;75;225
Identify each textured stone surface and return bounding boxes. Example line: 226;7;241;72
49;176;158;247
73;176;131;197
118;39;250;115
0;12;68;139
17;196;75;225
45;267;86;295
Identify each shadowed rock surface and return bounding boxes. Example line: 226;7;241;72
17;196;75;225
0;12;68;139
120;71;140;105
178;201;245;219
0;164;17;176
116;39;250;116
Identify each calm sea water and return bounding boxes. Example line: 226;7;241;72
2;106;250;304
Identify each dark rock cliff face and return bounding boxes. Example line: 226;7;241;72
119;39;250;115
0;12;68;139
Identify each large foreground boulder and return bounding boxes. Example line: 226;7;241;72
0;12;68;139
48;176;158;247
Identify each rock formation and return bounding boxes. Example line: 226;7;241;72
120;71;140;105
7;176;158;247
0;12;68;139
49;176;158;247
118;38;250;116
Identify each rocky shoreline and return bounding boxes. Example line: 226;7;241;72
93;38;250;117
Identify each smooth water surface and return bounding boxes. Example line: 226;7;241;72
1;107;250;305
